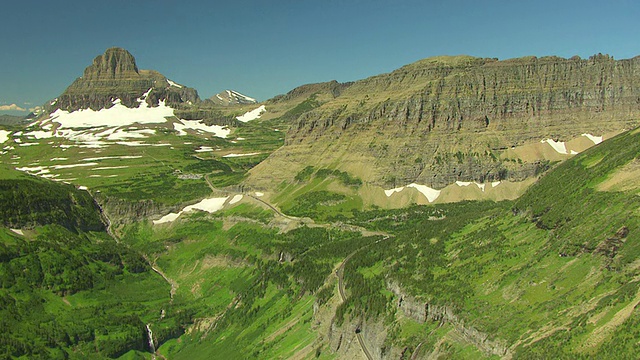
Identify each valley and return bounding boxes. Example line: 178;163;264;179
1;48;640;359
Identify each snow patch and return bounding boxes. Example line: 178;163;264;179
24;130;53;139
195;146;214;153
81;155;142;161
173;119;230;138
491;181;501;187
91;166;129;170
455;181;472;187
78;186;88;191
384;187;405;197
255;192;264;197
541;139;568;154
153;197;229;224
229;194;243;204
10;229;24;236
222;152;260;158
582;133;603;145
167;79;183;88
406;183;441;202
236;105;266;122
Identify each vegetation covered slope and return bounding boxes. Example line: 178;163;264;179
324;127;640;358
0;173;173;359
0;173;104;232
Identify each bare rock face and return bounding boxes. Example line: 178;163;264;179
248;54;640;189
51;47;200;112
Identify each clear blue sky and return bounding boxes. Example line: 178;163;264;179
1;0;638;113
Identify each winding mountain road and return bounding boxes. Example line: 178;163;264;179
202;174;394;359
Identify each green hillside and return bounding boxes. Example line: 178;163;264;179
0;175;171;359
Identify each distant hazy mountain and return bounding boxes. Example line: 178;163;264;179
208;90;257;106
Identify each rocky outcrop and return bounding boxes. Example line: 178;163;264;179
388;282;510;358
93;193;182;226
268;80;353;103
50;47;200;112
248;54;640;189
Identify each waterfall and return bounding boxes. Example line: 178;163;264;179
146;323;156;353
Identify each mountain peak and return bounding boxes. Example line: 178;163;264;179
84;47;140;81
50;47;200;112
209;90;257;106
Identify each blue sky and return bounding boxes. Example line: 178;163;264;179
1;0;638;113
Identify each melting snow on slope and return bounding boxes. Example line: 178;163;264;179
541;139;568;154
582;133;603;145
236;105;266;122
229;194;243;204
384;187;405;197
174;120;230;138
229;90;256;103
153;197;229;224
406;184;441;202
384;184;441;202
48;98;174;128
30;90;231;146
194;146;214;153
455;181;486;191
167;79;182;88
223;152;260;158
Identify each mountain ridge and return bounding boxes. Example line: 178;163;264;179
247;53;640;191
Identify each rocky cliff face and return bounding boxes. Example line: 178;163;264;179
51;47;200;112
93;193;183;227
248;54;640;189
388;282;510;358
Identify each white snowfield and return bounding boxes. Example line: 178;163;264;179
407;184;441;202
173;119;230;138
81;155;142;161
194;146;214;153
153;197;229;224
541;139;568;154
385;180;505;201
384;183;441;202
228;90;256;103
229;194;243;204
167;79;182;88
236;105;266;122
222;152;260;158
27;89;231;148
582;133;603;144
384;187;405;197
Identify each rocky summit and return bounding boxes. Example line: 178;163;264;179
51;47;199;112
208;89;258;106
248;54;640;190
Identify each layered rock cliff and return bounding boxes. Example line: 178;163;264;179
51;47;200;112
248;54;640;189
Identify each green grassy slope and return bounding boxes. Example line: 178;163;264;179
330;128;640;358
0;175;171;359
